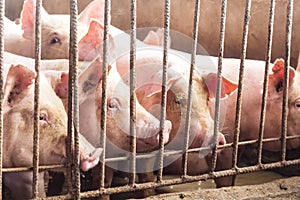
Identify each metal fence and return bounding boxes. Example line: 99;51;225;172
1;0;300;199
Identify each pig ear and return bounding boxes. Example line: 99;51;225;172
43;70;69;99
79;59;112;94
269;58;295;92
78;19;114;61
20;0;49;40
78;0;105;25
143;28;171;48
5;64;36;107
146;69;181;97
203;73;238;98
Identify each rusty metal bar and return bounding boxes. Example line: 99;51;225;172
69;0;80;199
181;0;201;178
281;0;293;161
99;0;111;189
129;0;137;185
3;164;65;173
76;158;300;199
0;0;4;197
32;0;42;198
211;0;227;172
232;0;252;168
157;0;171;182
258;0;276;165
36;153;300;199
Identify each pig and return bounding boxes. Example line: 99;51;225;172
221;58;300;152
43;58;172;197
2;63;101;199
4;0;110;60
115;48;238;187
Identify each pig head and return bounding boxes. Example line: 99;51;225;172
117;49;237;176
44;58;172;155
5;0;107;60
222;58;300;151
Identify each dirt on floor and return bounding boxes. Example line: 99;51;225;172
138;176;300;200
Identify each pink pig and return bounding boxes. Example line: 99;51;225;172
2;63;101;199
221;58;300;151
115;48;238;188
4;0;110;60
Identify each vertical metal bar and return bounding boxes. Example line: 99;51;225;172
100;0;111;189
181;0;201;177
157;0;170;182
232;0;252;168
281;0;293;161
69;0;80;198
32;0;42;198
129;0;137;185
258;0;276;165
0;0;4;198
211;0;227;172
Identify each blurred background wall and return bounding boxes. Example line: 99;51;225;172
5;0;300;67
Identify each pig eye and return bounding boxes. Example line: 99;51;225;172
108;98;119;110
295;99;300;109
39;111;48;122
50;36;61;45
175;99;181;105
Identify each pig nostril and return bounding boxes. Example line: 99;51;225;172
218;137;226;146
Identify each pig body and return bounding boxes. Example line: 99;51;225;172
45;58;172;196
2;64;101;199
221;58;300;151
116;48;237;187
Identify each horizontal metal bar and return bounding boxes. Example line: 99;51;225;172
2;164;65;173
80;158;300;198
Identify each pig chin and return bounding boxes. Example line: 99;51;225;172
135;120;172;152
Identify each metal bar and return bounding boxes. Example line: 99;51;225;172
0;0;4;197
32;0;42;198
69;0;80;199
232;0;252;168
281;0;293;161
181;0;201;178
99;0;111;189
129;0;137;185
3;165;65;173
157;0;171;182
211;0;227;172
77;157;300;199
258;0;276;165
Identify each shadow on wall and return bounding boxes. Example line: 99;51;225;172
5;0;300;67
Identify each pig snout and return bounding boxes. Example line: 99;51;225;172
208;132;226;152
217;133;226;146
136;120;172;147
79;134;102;171
155;120;172;145
199;132;226;158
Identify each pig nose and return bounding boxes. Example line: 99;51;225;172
218;133;226;146
156;120;172;144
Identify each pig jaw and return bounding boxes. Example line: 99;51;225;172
135;120;172;152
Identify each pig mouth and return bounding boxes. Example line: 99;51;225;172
131;131;170;151
50;151;67;165
198;133;226;158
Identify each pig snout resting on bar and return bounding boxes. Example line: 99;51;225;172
116;48;237;188
2;64;101;199
43;58;172;197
